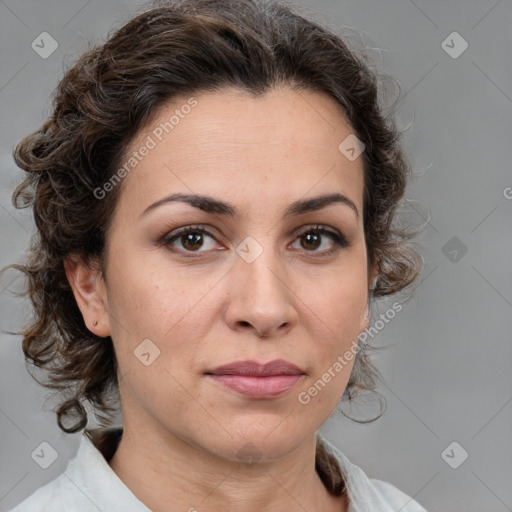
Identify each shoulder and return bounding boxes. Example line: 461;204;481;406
368;478;428;511
316;433;428;512
8;474;66;512
9;428;149;512
8;434;101;512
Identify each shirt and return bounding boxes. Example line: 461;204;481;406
9;427;427;511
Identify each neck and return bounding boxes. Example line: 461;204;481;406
105;421;347;512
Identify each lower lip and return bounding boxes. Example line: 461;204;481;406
207;374;303;398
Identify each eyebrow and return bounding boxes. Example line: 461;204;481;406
139;192;359;220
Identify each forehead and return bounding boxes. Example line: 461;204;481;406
114;87;365;222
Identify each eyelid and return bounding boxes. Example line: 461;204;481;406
158;223;349;255
157;224;222;247
291;224;350;252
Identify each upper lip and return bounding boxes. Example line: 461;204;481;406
206;359;305;376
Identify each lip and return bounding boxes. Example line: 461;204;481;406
206;359;305;376
205;359;305;399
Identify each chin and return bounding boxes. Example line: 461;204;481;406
202;422;310;464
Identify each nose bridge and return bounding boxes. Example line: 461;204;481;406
235;234;287;301
226;234;296;335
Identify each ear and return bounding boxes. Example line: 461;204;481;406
360;262;379;333
64;255;110;337
360;302;371;334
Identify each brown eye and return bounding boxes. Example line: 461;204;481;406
300;231;322;251
180;232;205;251
160;226;221;254
291;226;349;255
159;224;349;258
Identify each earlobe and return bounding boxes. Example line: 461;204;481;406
369;263;379;292
360;302;371;333
361;264;378;333
63;256;110;337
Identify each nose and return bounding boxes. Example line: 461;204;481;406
224;244;298;338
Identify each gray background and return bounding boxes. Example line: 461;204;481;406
1;0;511;511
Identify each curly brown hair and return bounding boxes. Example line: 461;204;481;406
2;0;422;435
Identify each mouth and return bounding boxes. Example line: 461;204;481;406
204;359;305;399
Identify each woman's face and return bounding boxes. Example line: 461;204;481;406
73;87;374;461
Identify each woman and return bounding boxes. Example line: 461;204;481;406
6;0;426;510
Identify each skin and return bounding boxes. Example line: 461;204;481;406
65;86;378;512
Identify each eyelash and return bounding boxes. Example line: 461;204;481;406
158;224;350;258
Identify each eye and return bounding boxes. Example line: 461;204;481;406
159;224;349;257
290;225;349;255
160;225;223;255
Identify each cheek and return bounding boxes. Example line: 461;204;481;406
104;247;182;330
105;258;217;376
298;267;367;342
